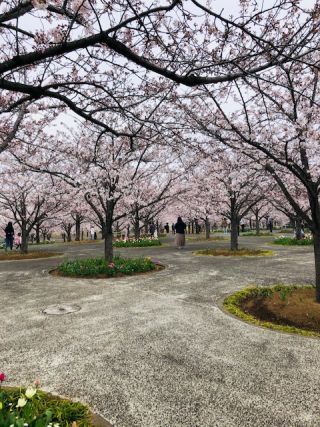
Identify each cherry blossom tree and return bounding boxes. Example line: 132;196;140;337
0;0;319;136
14;120;180;260
0;163;66;252
183;59;320;300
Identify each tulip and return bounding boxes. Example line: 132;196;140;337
16;397;27;408
25;386;37;399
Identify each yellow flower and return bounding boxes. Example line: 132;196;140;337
25;386;37;399
16;397;27;408
0;401;3;410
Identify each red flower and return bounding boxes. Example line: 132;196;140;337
0;372;6;382
108;262;115;268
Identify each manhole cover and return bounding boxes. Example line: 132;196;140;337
43;303;81;315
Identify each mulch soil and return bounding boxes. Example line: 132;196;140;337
0;252;63;261
240;288;320;333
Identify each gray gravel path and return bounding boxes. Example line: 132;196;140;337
0;235;319;427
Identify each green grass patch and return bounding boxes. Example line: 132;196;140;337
0;386;92;426
57;256;156;277
113;238;161;247
241;231;273;236
273;236;313;245
194;248;273;256
186;236;227;242
223;285;319;338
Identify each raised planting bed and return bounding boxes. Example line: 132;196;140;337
186;236;227;242
194;248;273;256
241;231;273;236
223;285;320;337
113;238;161;247
0;384;112;427
273;236;313;245
0;251;63;261
52;256;163;278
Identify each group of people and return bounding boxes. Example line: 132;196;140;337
3;222;22;250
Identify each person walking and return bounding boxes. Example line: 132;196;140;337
149;222;156;237
90;226;95;240
4;221;14;250
175;216;186;249
15;232;22;250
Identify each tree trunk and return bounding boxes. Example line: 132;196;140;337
230;196;239;251
134;208;140;240
313;230;320;303
104;203;115;262
104;231;113;262
205;217;210;239
66;225;72;242
21;221;28;254
255;211;260;236
230;218;239;251
35;223;40;244
295;218;303;239
75;214;81;241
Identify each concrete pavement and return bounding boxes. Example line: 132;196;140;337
0;235;319;427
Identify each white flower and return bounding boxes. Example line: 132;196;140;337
25;386;37;399
16;397;27;408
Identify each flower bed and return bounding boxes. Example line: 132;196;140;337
113;238;161;247
56;256;158;278
223;285;320;337
273;235;313;245
0;374;93;427
194;248;273;256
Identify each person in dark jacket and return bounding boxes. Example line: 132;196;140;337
175;216;186;249
4;221;14;250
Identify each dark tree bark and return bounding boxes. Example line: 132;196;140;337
21;219;28;254
35;222;40;244
313;230;320;303
230;196;239;251
205;217;210;240
75;214;81;241
255;211;260;236
295;218;303;239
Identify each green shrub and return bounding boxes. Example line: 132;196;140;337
273;236;313;245
58;256;156;277
0;386;92;427
113;238;161;247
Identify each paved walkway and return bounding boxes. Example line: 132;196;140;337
1;235;319;427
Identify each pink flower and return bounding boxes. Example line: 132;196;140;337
0;372;6;382
34;378;41;387
108;263;115;268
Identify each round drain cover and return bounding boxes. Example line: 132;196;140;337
43;303;81;315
